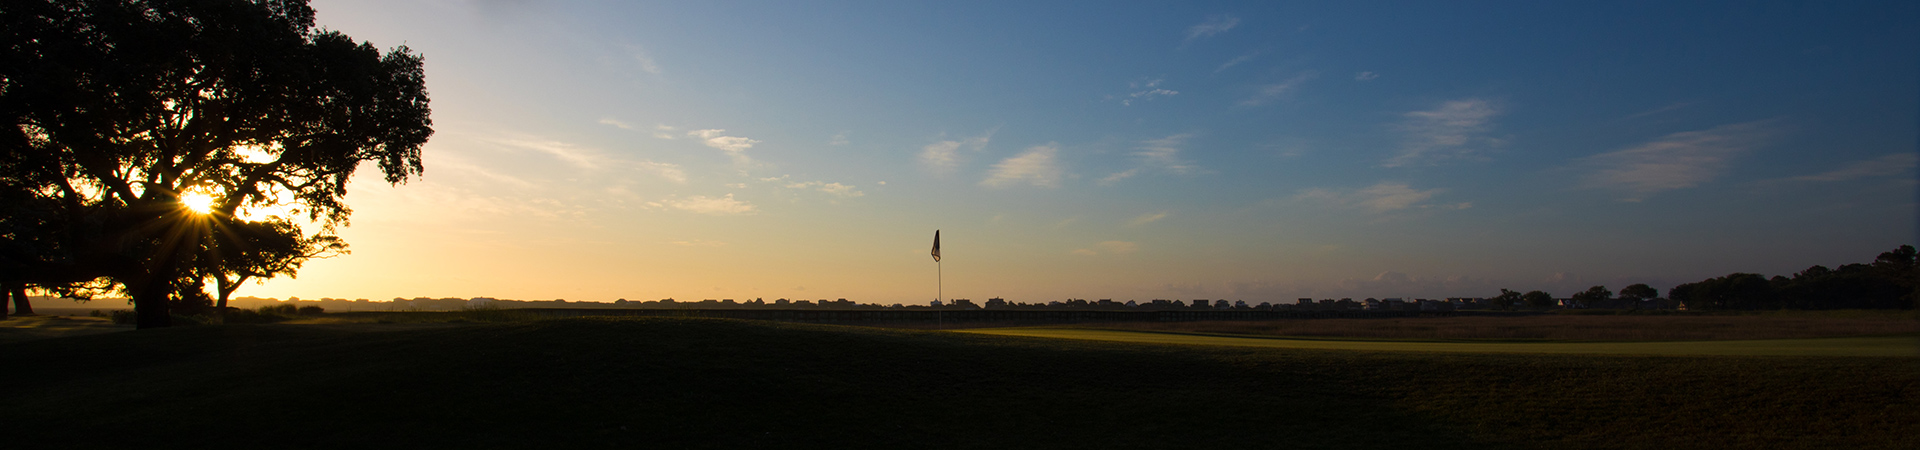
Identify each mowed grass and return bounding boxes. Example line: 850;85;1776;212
6;317;1917;450
1059;313;1920;341
962;328;1920;357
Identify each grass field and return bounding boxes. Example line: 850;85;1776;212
961;327;1920;357
5;317;1916;449
1058;313;1920;341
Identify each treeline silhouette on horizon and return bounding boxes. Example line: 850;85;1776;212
21;245;1912;315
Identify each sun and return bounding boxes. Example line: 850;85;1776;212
180;191;216;214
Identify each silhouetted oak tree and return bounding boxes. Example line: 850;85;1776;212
201;219;346;310
1488;288;1522;311
0;0;430;328
1521;290;1555;309
1570;285;1611;309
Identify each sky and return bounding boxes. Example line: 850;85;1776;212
246;0;1919;304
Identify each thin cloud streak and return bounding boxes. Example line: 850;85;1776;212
655;194;756;215
1294;182;1463;213
1789;153;1917;182
1240;73;1315;106
688;129;760;164
1215;51;1259;73
920;132;993;173
981;144;1063;188
1123;79;1178;106
1186;15;1240;42
1101;134;1203;185
1579;120;1775;200
1385;99;1501;167
1128;211;1169;226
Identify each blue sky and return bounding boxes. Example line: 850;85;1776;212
252;0;1918;303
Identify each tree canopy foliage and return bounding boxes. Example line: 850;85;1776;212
0;0;430;327
1670;245;1917;311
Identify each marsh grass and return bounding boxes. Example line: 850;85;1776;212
1069;313;1920;341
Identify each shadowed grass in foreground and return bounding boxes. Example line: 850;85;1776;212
1055;312;1920;341
6;317;1916;449
961;327;1920;357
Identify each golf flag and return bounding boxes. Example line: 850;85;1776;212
931;230;941;262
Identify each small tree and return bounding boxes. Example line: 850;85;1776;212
1570;285;1612;309
1488;289;1522;311
1618;283;1657;309
1619;284;1657;301
1521;290;1555;309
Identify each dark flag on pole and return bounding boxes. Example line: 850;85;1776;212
931;230;941;262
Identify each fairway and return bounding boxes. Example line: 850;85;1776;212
959;327;1920;357
7;317;1918;449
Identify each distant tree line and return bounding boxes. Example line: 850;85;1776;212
1486;245;1917;311
1667;245;1916;311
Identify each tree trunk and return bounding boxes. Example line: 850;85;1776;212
9;284;31;316
130;264;176;329
215;274;246;310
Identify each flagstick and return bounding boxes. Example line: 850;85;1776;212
937;259;943;330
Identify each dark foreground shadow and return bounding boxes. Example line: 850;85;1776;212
4;318;1912;449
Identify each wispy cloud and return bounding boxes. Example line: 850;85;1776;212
1355;183;1443;212
669;239;727;247
1624;102;1694;120
652;124;678;140
1123;79;1179;106
1293;182;1466;213
488;133;683;183
762;175;866;198
655;194;755;215
1579;121;1775;200
1101;134;1203;185
981;144;1063;188
688;129;760;164
1073;241;1139;256
494;137;602;169
1215;51;1259;73
623;43;663;75
439;157;536;189
1186;15;1240;42
1239;73;1315;107
635;161;686;184
829;132;850;146
1128;211;1169;226
599;118;634;129
1354;71;1379;81
596;42;664;79
1385;98;1502;167
920;132;993;174
1789;153;1918;182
